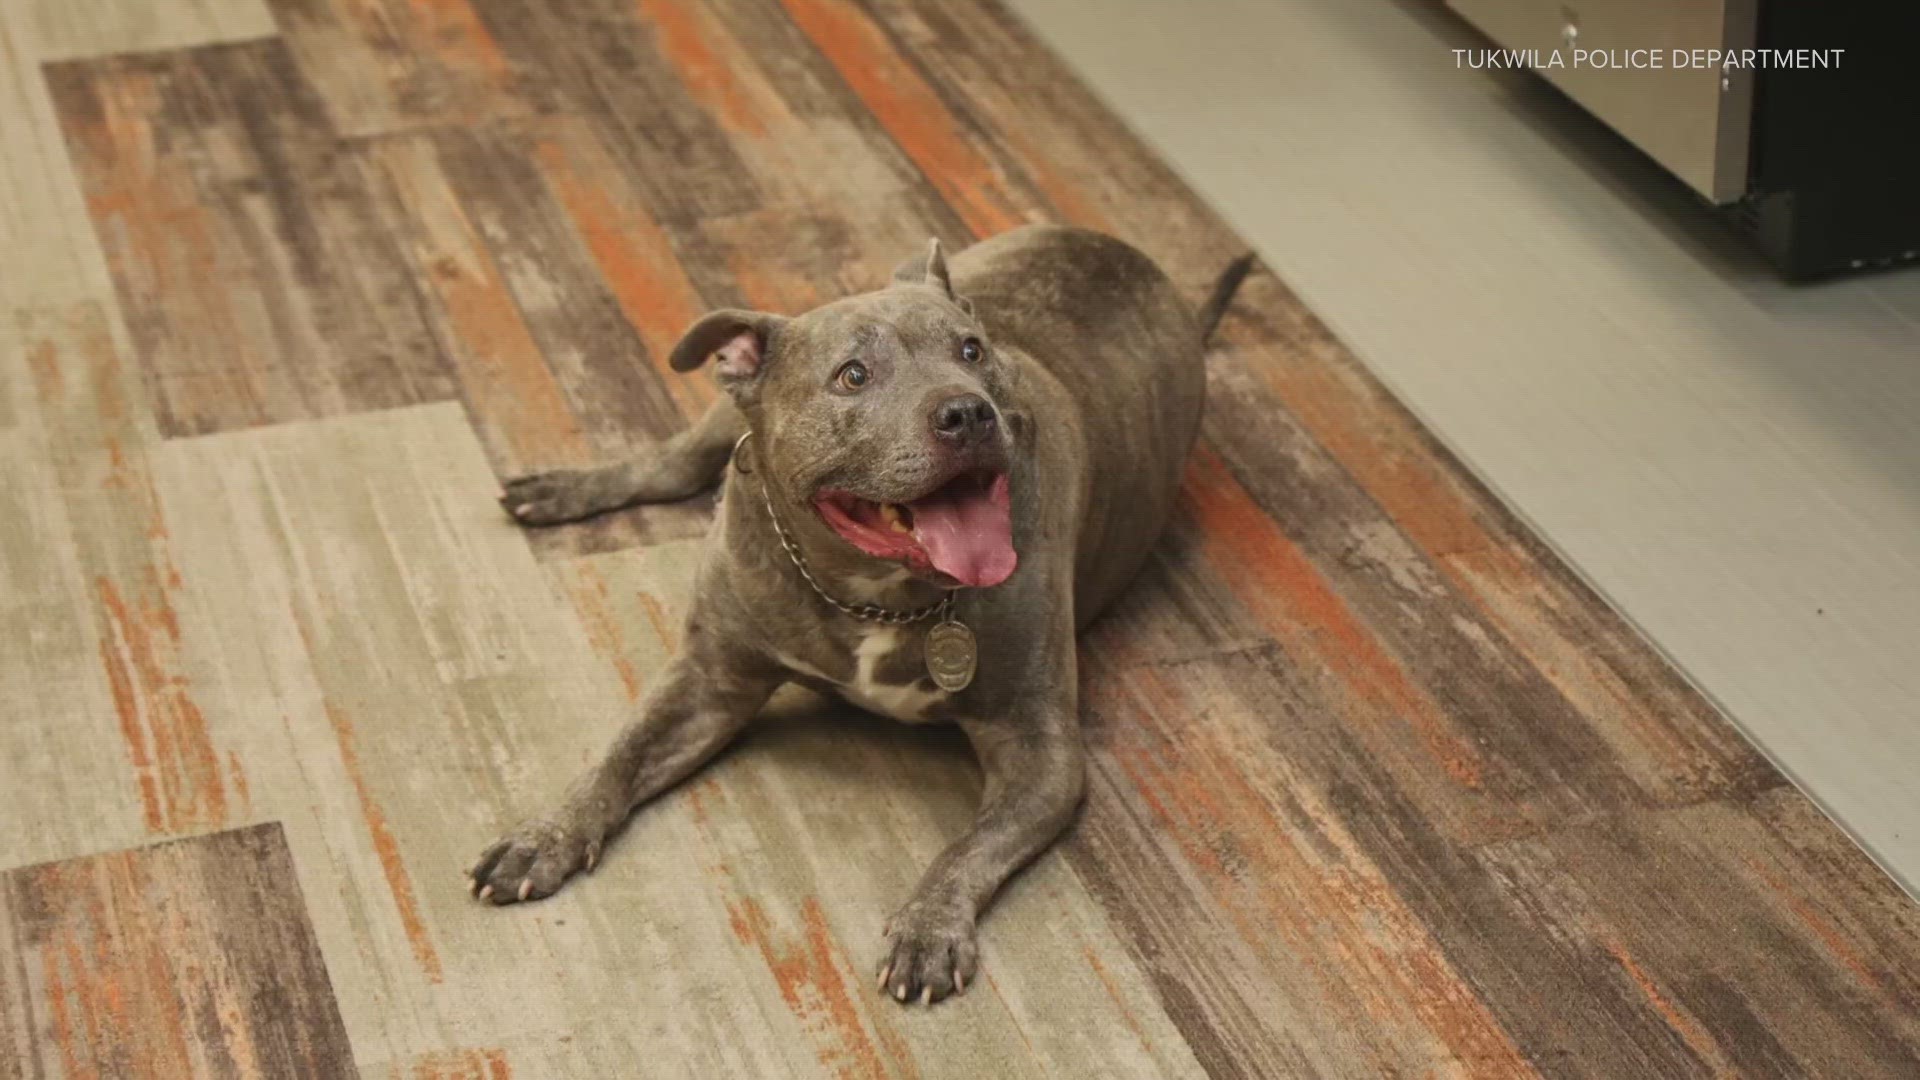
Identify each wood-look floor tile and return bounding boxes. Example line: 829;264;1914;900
26;0;275;62
5;299;250;849
0;823;356;1079
273;0;537;138
0;329;154;869
1473;796;1920;1076
47;41;460;439
464;0;763;227
146;402;619;1061
863;0;1243;292
1075;646;1537;1078
0;20;119;314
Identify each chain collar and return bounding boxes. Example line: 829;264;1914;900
736;432;955;625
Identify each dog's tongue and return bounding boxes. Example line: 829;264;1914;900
910;474;1016;588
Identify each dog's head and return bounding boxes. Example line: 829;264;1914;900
671;240;1018;589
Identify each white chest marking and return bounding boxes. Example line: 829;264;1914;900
838;627;948;723
773;650;834;684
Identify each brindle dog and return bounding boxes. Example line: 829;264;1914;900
470;225;1251;1006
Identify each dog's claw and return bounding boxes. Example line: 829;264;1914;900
469;816;601;907
879;899;978;1007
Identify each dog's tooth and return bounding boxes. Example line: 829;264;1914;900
880;503;911;533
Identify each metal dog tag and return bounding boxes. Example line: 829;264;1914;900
925;618;977;692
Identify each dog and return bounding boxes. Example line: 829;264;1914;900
469;225;1252;1006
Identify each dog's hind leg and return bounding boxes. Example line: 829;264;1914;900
499;397;746;526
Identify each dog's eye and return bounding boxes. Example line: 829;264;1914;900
835;360;871;391
960;337;983;363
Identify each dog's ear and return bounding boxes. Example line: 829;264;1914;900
891;238;975;317
891;238;948;292
669;310;788;393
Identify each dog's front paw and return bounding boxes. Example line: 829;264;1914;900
877;899;979;1006
467;817;603;904
499;470;605;527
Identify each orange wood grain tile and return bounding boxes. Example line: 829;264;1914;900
0;825;354;1077
529;121;717;420
775;0;1025;239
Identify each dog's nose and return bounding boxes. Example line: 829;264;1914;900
931;393;998;444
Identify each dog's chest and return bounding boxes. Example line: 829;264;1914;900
777;625;950;723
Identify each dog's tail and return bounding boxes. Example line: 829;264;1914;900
1197;251;1258;346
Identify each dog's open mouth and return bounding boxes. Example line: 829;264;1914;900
814;471;1016;588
